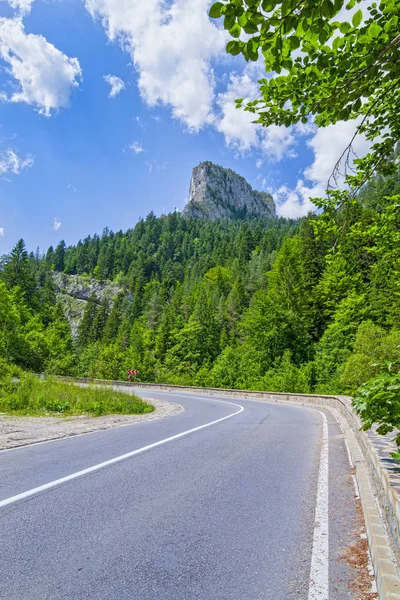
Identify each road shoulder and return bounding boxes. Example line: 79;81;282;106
0;396;183;450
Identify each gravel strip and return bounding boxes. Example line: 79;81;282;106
0;397;183;450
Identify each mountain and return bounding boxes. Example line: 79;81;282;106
182;161;276;220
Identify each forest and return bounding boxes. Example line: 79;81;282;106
1;163;399;406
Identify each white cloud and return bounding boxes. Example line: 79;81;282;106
216;64;306;161
84;0;226;131
53;217;61;231
216;70;260;152
260;125;296;162
274;181;319;219
1;0;33;15
0;17;82;116
0;227;4;236
104;74;125;98
130;141;144;154
304;119;369;187
0;148;33;176
275;119;371;218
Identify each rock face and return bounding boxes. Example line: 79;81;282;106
182;161;276;220
53;273;129;339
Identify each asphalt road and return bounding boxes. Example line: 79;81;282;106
0;390;361;599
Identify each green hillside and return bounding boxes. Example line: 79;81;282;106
1;169;399;404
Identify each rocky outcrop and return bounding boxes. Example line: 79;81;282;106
182;161;276;220
53;273;129;338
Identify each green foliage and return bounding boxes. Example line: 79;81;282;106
210;0;400;205
0;370;153;417
1;169;399;439
340;322;400;393
353;370;400;451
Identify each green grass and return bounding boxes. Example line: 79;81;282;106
0;367;153;417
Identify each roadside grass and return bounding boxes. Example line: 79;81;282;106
0;365;153;417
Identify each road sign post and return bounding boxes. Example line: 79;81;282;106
127;369;139;383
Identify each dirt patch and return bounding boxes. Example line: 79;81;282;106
339;495;378;599
0;397;183;450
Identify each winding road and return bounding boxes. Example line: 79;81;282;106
0;389;362;599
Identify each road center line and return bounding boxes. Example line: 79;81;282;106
0;400;244;509
308;410;329;600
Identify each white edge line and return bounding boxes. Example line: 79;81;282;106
352;474;360;499
308;410;329;600
344;438;354;469
0;400;244;509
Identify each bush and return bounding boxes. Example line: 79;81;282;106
341;323;400;394
353;370;400;457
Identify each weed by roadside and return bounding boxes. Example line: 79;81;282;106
0;363;153;417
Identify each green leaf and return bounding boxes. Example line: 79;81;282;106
368;22;382;38
229;22;242;38
243;21;259;34
226;40;242;55
238;13;248;27
384;15;398;32
319;27;328;43
334;0;344;12
262;0;276;11
209;2;225;18
339;21;350;33
224;14;236;30
322;0;335;18
345;0;356;9
352;9;363;28
289;35;300;49
281;0;291;17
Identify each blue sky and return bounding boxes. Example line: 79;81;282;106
0;0;368;255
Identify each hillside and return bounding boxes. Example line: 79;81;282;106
0;163;399;398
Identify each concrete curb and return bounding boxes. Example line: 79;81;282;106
60;377;400;599
328;406;400;599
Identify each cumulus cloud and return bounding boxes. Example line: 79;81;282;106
216;65;309;161
1;0;33;15
84;0;226;130
0;17;82;116
260;125;297;161
0;148;33;176
53;217;61;231
275;119;371;218
0;227;4;236
130;141;144;154
104;74;125;98
216;70;260;152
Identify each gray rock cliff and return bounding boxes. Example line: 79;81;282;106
182;162;276;220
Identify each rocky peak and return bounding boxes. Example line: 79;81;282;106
182;161;276;220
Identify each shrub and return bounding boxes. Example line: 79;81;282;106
353;369;400;458
0;371;153;417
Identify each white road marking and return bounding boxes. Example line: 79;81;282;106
344;438;354;468
352;475;360;499
0;400;244;509
308;411;329;600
